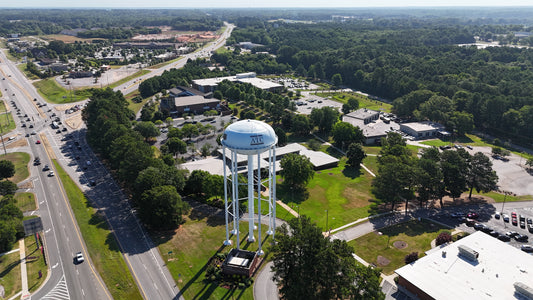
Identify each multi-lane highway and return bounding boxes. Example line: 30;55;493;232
0;51;110;299
0;22;234;299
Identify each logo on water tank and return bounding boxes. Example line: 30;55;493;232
250;134;264;145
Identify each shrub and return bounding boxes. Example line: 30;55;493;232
404;252;419;264
436;232;452;246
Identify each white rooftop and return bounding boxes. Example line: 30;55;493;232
192;73;283;91
395;231;533;300
400;121;444;132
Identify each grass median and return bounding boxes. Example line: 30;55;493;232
107;69;150;89
52;160;142;300
33;78;92;104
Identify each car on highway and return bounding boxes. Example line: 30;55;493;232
31;131;36;135
25;133;29;137
29;124;33;128
36;140;41;144
48;171;54;177
42;165;50;171
75;252;84;263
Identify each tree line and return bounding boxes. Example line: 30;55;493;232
0;160;25;253
372;132;498;211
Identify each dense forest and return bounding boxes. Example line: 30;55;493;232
223;18;533;145
0;9;222;37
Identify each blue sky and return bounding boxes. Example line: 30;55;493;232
2;0;533;8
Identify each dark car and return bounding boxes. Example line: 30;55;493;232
520;221;526;228
89;180;96;186
489;230;500;237
515;234;529;242
467;212;479;219
528;218;533;225
521;245;533;253
42;165;50;171
481;226;493;233
465;218;476;226
506;231;519;238
494;212;501;219
498;234;511;242
528;224;533;233
474;223;486;230
512;218;518;226
29;124;33;128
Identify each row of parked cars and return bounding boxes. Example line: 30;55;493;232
462;211;533;253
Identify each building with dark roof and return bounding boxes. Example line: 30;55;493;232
160;95;220;116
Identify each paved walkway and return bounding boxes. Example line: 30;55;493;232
19;239;30;300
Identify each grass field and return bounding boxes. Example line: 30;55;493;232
41;34;104;43
14;192;36;212
16;64;40;80
0;100;7;113
33;79;92;104
0;152;30;183
107;69;150;89
317;92;393;113
149;56;184;69
0;110;16;134
124;91;150;114
154;209;272;300
52;160;142;300
477;191;533;203
25;236;48;293
277;158;376;231
348;219;450;274
0;244;21;299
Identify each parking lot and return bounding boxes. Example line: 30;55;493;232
431;204;533;252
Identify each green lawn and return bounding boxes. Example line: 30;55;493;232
24;236;48;293
348;219;450;275
52;160;142;300
17;64;40;80
14;192;36;212
124;91;150;114
0;245;21;299
316;92;393;113
476;191;533;203
277;158;375;231
0;100;7;113
0;152;30;183
0;110;16;134
154;211;272;300
107;69;150;89
33;79;92;104
362;155;379;175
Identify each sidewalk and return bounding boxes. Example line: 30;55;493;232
19;239;30;300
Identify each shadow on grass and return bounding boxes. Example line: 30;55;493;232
88;211;109;230
276;184;309;204
177;241;228;300
104;233;122;252
342;166;361;179
0;259;21;279
325;145;344;158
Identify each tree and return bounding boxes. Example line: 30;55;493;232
291;114;312;136
436;232;452;246
404;252;419;264
271;216;384;300
441;150;468;202
0;220;17;252
465;152;498;200
133;165;188;201
134;121;160;141
279;153;314;189
138;185;189;230
166;137;187;156
331;121;364;150
310;106;340;134
346;143;366;168
181;124;199;140
416;158;445;208
200;143;213;157
275;127;287;147
0;160;15;180
372;157;414;211
185;170;211;196
0;180;18;196
331;73;342;88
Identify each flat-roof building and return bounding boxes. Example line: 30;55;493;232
160;95;219;116
400;121;445;139
342;108;399;144
192;72;283;94
395;231;533;300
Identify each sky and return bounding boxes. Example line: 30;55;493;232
2;0;533;8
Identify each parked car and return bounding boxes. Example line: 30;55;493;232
489;230;500;237
465;218;476;226
512;218;518;226
481;226;493;233
498;234;511;242
503;214;510;222
520;220;526;228
528;224;533;233
528;218;533;225
494;212;501;219
521;245;533;253
515;234;529;242
467;212;479;219
506;231;519;238
474;223;486;231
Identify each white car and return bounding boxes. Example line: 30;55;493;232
48;171;55;177
75;252;84;263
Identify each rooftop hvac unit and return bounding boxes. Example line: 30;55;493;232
515;282;533;300
458;245;479;261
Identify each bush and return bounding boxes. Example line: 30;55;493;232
436;232;452;246
404;252;419;264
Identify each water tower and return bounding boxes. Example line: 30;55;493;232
222;119;277;255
